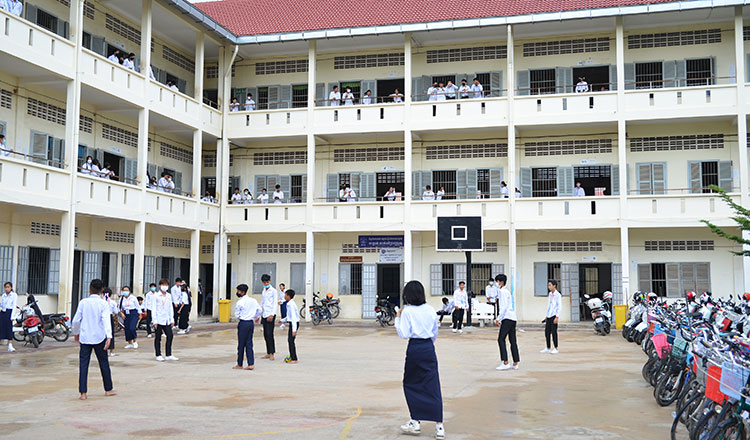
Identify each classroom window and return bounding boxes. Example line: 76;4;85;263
532;167;557;197
441;264;455;296
477;169;490;198
432;170;457;200
257;87;269;110
701;161;719;192
635;62;662;89
28;247;50;295
686;58;713;86
340;81;361;101
432;75;456;87
471;264;492;294
291;175;303;203
530;69;556;95
292;85;308;108
547;263;561;284
350;264;362;295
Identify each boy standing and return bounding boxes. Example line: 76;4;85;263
153;279;178;362
234;284;261;370
260;274;278;360
282;289;300;363
495;274;519;370
452;281;468;333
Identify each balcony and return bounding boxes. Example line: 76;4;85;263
624;84;737;120
224;204;307;232
515;197;621;229
626;193;738;228
314;103;404;135
226;108;307;139
514;92;617;126
312;202;405;231
410;98;507;131
201;104;222;137
80;49;146;106
75;174;142;219
0;155;70;211
148;81;202;128
409;199;510;231
0;9;74;78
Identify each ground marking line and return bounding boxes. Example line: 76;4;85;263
337;406;362;439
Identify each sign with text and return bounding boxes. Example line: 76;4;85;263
379;248;403;263
358;235;404;248
340;256;363;263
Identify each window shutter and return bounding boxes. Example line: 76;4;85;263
562;264;579;320
520;167;532;198
254;175;266;195
315;83;325;106
680;263;696;294
143;255;156;293
611;164;619;196
52;137;64;169
652;163;666;195
624;63;635;90
490;71;502;97
361;173;376;201
123;158;138;184
47;248;60;294
81;251;102;298
636;163;652;195
177;78;187;94
637;264;651;293
155;257;163;282
663;60;677;88
147;163;157;182
362;264;377;317
421;171;432;194
489;168;503;198
608;65;617;91
456;169;467;200
557;166;574;197
411;77;422;102
57;19;69;39
158;69;167;85
710;56;716;84
534;262;548;296
31;132;49;165
302;174;308;203
16;246;29;294
466;169;478;199
120;254;133;289
517;70;530;96
266;175;279;191
675;59;686;87
91;35;106;56
491;264;504;279
718;161;733;191
361;80;376;102
108;253;118;290
412;171;422;198
279;175;291;199
338;263;351;295
666;263;680;298
695;263;710;293
0;246;13;287
555;67;569;94
279;85;292;109
688;161;702;194
268;85;281;109
612;263;622;304
326;173;339;202
430;264;442;296
25;4;37;24
173;171;182;193
454;263;466;290
350;173;361;196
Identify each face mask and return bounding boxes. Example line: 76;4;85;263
150;287;156;292
123;291;130;297
263;284;270;289
87;159;92;164
236;292;243;298
160;285;168;292
489;282;494;286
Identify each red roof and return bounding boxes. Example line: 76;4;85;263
196;0;675;36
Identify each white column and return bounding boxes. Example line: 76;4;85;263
306;41;316;213
194;32;205;102
216;46;235;306
189;229;200;321
734;7;750;290
140;0;152;79
305;231;314;322
620;226;630;305
506;25;519;314
403;34;414;282
616;16;630;304
404;230;413;283
133;221;146;297
212;233;222;318
192;129;202;198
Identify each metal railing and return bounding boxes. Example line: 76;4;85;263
627;187;739;196
1;149;66;169
77;165;139;186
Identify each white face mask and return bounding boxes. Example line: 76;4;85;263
160;285;168;292
87;159;92;164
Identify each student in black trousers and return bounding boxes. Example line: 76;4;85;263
259;274;278;360
541;279;562;354
281;289;300;363
233;284;261;370
494;274;519;370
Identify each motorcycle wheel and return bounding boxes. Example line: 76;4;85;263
31;332;41;348
691;402;721;440
330;304;341;319
603;322;611;335
378;317;387;327
634;330;645;345
13;330;24;342
709;413;746;440
622;325;629;339
312;313;321;326
299;306;306;319
53;322;70;342
642;357;658;382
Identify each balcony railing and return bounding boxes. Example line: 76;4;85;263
80;49;146;104
148;80;201;126
0;9;75;77
0;154;70;211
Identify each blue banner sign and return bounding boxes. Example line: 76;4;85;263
358;235;404;248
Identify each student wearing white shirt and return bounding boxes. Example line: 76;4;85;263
329;86;341;106
422;185;435;201
452;282;468;333
272;184;284;202
458;79;470;99
390;89;404;103
177;281;192;334
201;192;215;203
515;188;522;198
278;283;287;330
0;135;13;157
362;89;373;105
6;0;22;16
1;282;18;352
427;82;439;101
167;80;179;91
72;279;115;400
144;283;157;338
233;284;261;370
153;279;178;361
542;279;562;354
123;53;136;70
107;49;121;64
260;274;278;360
245;93;256;111
118;286;141;349
435;82;447;101
170;278;183;326
574;182;586;197
229;98;240;112
242;189;252;204
281;289;300;363
500;181;509;199
485;278;499;320
158;173;175;193
230;188;243;204
395;281;445;440
436;186;445;200
383;186;397;202
344;185;357;202
436;297;454;325
81;156;96;175
495;274;519;370
575;77;590;93
342;87;355;105
257;188;269;204
470;78;484;99
444;80;457;99
148;65;155;80
103;288;119;357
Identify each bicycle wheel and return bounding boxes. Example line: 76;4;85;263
691;401;722;440
672;393;703;440
655;369;684;407
709;413;746;440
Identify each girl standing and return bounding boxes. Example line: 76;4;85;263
0;282;18;352
119;286;141;349
395;281;445;439
542;279;562;354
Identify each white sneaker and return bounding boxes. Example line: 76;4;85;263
512;364;520;370
435;424;445;439
550;348;559;354
156;356;165;362
540;348;551;353
109;352;118;357
7;345;15;353
147;334;153;338
496;363;512;371
177;330;186;335
451;328;457;333
133;342;138;349
165;355;179;361
458;329;463;334
400;420;421;435
186;326;191;334
123;344;134;349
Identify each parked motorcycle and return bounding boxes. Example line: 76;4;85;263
321;293;341;319
309;299;332;326
375;299;396;327
584;291;612;335
41;313;71;342
12;302;44;348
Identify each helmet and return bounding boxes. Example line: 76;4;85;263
602;291;613;301
686;291;696;302
647;292;658;302
326;293;333;300
744;292;750;302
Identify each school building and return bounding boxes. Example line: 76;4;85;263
0;0;748;323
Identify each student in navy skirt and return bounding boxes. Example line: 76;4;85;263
395;280;445;439
0;282;18;352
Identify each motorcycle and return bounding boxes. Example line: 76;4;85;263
12;302;44;348
583;291;612;336
375;299;396;327
321;294;341;319
309;300;332;326
41;313;71;342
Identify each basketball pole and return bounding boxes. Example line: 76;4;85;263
465;250;472;327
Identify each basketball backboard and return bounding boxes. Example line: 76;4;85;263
436;216;483;252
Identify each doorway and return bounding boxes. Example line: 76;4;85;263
200;263;213;315
102;152;122;181
377;172;404;200
290;263;306;294
71;250;82;315
572;66;610;91
574;165;612;196
377;78;405;102
578;263;612;321
377;264;401;305
180;258;190;284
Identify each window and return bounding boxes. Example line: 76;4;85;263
686;58;713;86
340;81;361;101
160;142;192;164
477;169;490;199
334;53;404;69
28;247;50;295
630;135;723;152
426;46;507;63
432;170;457;200
426;144;507;160
538;242;603;252
256;244;306;254
441;264;454;297
105;231;134;243
0;89;11;110
257;87;269;110
524;139;612;157
638;262;710;297
105;13;140;45
291;175;303;203
644;240;714;251
256;59;308;75
292;85;308;108
102;123;138;148
635;62;663;89
475;73;491;96
530;69;556;95
523;38;609;57
333;147;404;163
253;151;306;165
471;264;492;294
628;29;721;49
339;263;363;295
377;172;404;185
36;9;59;34
432;75;456;87
700;161;719;192
532;167;557;197
163;45;195;73
205;65;219;79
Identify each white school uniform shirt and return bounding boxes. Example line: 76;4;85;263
496;286;517;322
362;95;372;105
390;93;403;103
148;66;155;80
72;294;112;344
435;87;447;101
383;190;396;201
342;92;354;105
427;86;438;101
260;286;278;318
439;300;455;314
575;81;589;93
0;290;19;320
500;186;509;198
151;292;175;326
546;290;562;318
453;288;468;309
107;54;119;63
283;299;300;332
470;83;484;98
144;291;156;311
245;98;255;111
7;0;22;16
445;84;457;98
345;189;357;202
229;102;240;112
257;193;269;204
119;295;141;314
81;162;95;175
485;284;498;303
329;91;341;106
235;295;261;321
458;84;470;98
230;193;243;204
170;285;183;306
106;296;119;315
422;190;435;201
272;190;284;201
395;304;439;341
170;84;179;92
436;190;444;200
123;58;136;70
158;177;174;193
574;187;586;197
1;140;11;156
201;195;214;203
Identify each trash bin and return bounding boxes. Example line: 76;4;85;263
613;304;628;329
218;299;232;323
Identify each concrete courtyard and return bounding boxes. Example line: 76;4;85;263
0;322;672;439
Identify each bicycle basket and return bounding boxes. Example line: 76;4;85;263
705;365;726;404
696;360;709;385
671;336;689;361
719;362;750;402
652;334;670;359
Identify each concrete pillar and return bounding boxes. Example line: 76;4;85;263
194;32;205;102
403;34;413;203
616;17;630;304
734;7;750;290
133;221;146;297
140;0;152;79
305;231;314;322
192;129;202;198
189;229;200;321
306;41;316;212
506;25;518;313
59;212;75;313
620;226;630;305
404;229;413;283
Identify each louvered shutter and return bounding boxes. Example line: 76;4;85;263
520;168;532;198
718;161;733;191
663;60;677;88
676;60;687;87
666;263;680;298
489;168;503;198
557;166;574;197
51;137;64;169
624;63;635;90
638;264;651;293
173;171;182;193
412;171;422;198
421;171;432;195
636;163;652;195
279;175;291;200
680;263;696;295
0;246;13;288
350;173;361;197
25;4;37;24
108;253;118;290
456;169;467;199
31;132;49;165
534;262;547;296
327;174;339;202
338;263;351;295
268;85;281;109
609;65;617;91
315;83;325;107
143;256;156;292
155;257;163;282
454;263;466;290
361;173;376;201
302;174;308;203
652;163;666;195
517;70;530;96
177;79;186;94
411;77;422;102
16;247;29;294
688;161;702;194
562;264;579;321
254;175;266;195
611;164;619;196
279;85;292;109
466;169;478;199
612;264;623;304
695;263;710;293
555;67;570;94
123;158;138;185
361;80;376;102
491;264;504;279
490;71;502;97
92;35;106;56
266;175;279;192
81;251;102;298
57;19;69;39
120;254;133;289
430;264;442;296
47;249;60;294
361;264;377;317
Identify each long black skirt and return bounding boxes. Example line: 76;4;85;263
0;309;12;340
403;338;443;422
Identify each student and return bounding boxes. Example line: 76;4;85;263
92;159;104;178
282;289;300;363
383;186;397;202
362;90;373;105
257;188;269;204
119;286;141;349
245;93;256;111
329;86;341;107
81;156;97;175
5;0;22;16
0;134;13;157
436;297;454;326
390;89;404;103
471;78;484;99
444;80;457;99
148;176;158;190
260;274;278;360
103;288;118;357
72;279;116;400
242;189;253;204
575;77;589;93
158;172;175;193
542;279;562;354
101;163;115;180
153;278;178;361
458;79;470;99
144;283;157;338
422;185;435;201
427;82;439;101
170;278;183;326
452;281;468;333
495;274;519;370
234;284;261;370
0;282;18;352
272;184;284;202
230;188;243;204
177;280;192;334
435;82;447;102
117;54;125;65
515;187;522;198
201;192;215;203
273;196;282;204
436;186;445;201
342;87;355;106
485;277;498;320
500;181;509;198
124;53;136;70
574;182;586;197
107;49;121;63
395;281;445;440
229;98;240;112
342;184;357;202
136;296;146;332
168;81;179;92
148;65;155;80
278;283;287;330
338;185;347;202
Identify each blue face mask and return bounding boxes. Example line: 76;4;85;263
150;287;156;292
123;291;130;297
489;282;494;286
263;284;271;289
